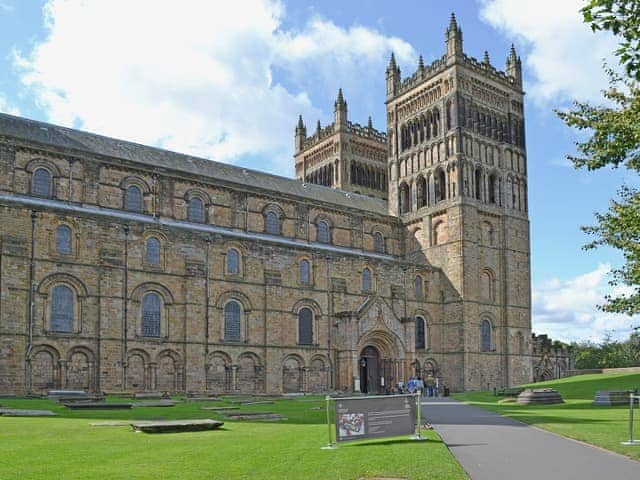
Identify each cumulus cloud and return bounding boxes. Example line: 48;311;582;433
0;96;20;116
479;0;619;104
532;264;639;343
14;0;414;174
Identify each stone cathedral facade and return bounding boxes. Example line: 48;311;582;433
0;16;532;395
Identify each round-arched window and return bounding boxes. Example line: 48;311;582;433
227;249;239;275
33;168;52;197
317;221;330;244
141;293;161;337
298;307;313;345
362;268;372;291
188;197;205;223
125;185;143;213
299;259;310;285
224;301;241;341
51;285;73;333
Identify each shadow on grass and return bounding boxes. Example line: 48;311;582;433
344;438;442;447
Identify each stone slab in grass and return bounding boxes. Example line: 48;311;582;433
90;421;146;427
186;397;222;402
133;400;178;407
64;402;133;410
0;394;17;399
517;388;564;405
48;389;87;398
240;400;274;405
224;411;286;421
56;396;105;403
201;406;239;411
593;390;633;406
130;419;224;433
133;392;164;400
0;408;57;417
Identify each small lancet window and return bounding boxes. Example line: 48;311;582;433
317;221;330;244
55;225;72;255
414;275;423;299
224;301;241;341
362;268;372;291
125;185;143;213
51;285;73;333
415;316;426;349
265;211;279;235
33;168;52;197
227;249;239;275
481;319;492;352
141;293;161;337
373;232;385;253
299;259;310;285
146;237;160;265
298;307;313;345
188;197;205;223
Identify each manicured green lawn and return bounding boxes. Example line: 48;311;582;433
0;395;467;480
454;373;640;461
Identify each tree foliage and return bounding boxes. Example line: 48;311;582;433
572;330;640;369
556;0;640;315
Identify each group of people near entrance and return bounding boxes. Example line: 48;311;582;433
389;375;440;397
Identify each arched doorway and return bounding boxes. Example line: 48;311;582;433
359;346;380;394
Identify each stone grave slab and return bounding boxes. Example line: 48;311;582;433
240;400;274;406
56;395;104;403
224;411;286;421
133;392;164;400
134;400;178;407
48;390;88;400
201;406;239;411
593;390;632;406
130;419;224;433
186;397;222;402
91;421;145;427
517;388;564;405
64;402;133;410
0;408;57;417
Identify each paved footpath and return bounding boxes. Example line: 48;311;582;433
422;397;640;480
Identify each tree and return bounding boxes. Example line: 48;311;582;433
556;0;640;315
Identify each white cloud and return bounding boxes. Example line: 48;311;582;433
532;264;639;343
0;96;20;116
479;0;619;104
14;0;414;174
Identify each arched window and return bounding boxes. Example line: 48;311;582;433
414;275;423;299
32;168;52;197
125;185;143;213
299;259;310;285
298;307;313;345
265;211;279;235
415;316;426;349
226;249;239;275
317;221;330;244
361;268;372;291
373;232;385;253
188;197;205;223
224;301;241;341
141;293;161;337
51;285;73;333
55;225;72;255
146;237;160;265
481;270;494;302
481;319;492;352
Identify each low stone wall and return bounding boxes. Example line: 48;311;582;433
566;366;640;377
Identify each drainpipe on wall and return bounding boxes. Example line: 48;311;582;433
25;210;37;394
204;237;211;360
325;254;333;389
121;224;129;389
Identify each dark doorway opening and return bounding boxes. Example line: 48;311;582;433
359;346;380;394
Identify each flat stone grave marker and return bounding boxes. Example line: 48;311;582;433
593;390;632;406
134;400;178;407
240;400;274;406
201;406;239;411
186;397;222;402
56;396;104;403
186;392;219;398
0;408;57;417
133;392;164;400
0;394;17;399
224;411;287;421
130;419;224;433
64;402;133;410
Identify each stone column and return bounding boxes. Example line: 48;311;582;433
149;362;157;391
232;365;239;391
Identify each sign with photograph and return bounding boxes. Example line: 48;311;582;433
334;394;417;442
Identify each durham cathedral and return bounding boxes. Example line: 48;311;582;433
0;16;534;395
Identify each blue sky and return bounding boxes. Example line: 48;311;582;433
0;0;638;342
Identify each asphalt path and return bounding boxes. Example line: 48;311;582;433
422;397;640;480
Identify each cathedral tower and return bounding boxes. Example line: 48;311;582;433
386;14;532;389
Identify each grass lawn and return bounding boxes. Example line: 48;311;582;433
0;395;467;480
454;372;640;461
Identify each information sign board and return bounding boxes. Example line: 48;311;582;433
334;394;417;442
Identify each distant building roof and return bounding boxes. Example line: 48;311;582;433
0;112;390;217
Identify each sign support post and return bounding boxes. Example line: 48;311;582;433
321;395;337;450
621;391;640;446
410;391;425;441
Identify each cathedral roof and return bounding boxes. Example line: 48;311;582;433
0;112;389;216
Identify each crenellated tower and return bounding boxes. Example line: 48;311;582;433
294;89;388;200
386;14;531;390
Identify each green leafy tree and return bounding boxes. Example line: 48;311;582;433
556;0;640;315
